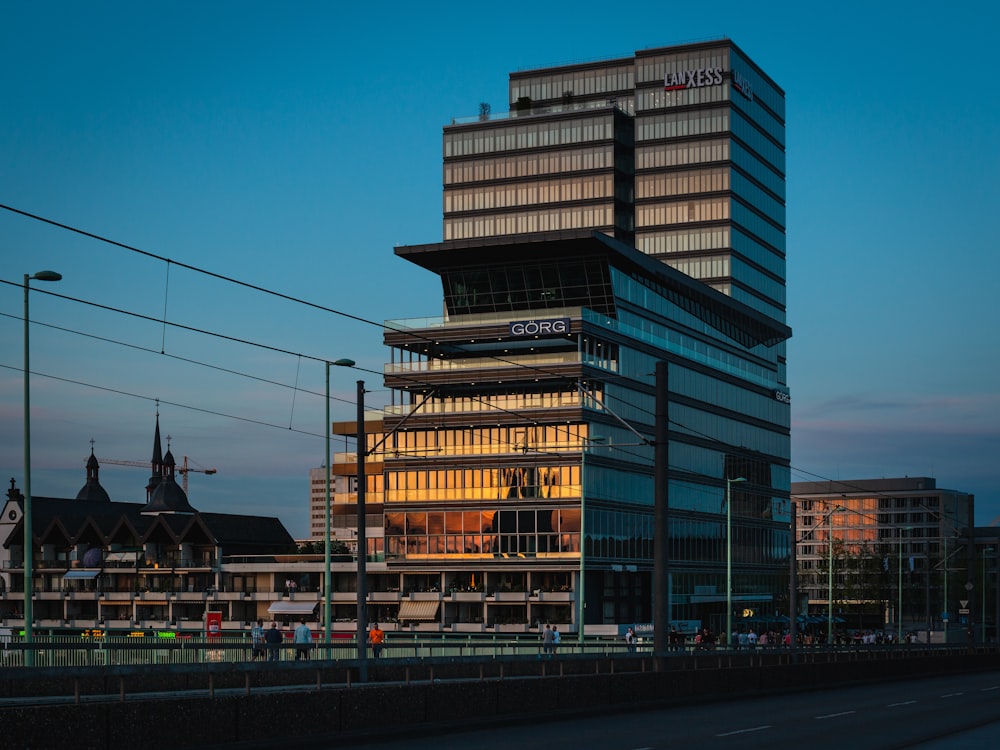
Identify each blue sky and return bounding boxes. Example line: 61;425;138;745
2;1;998;537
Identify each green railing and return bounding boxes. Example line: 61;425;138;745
0;631;969;669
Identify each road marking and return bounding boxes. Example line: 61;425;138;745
888;701;917;707
716;726;771;737
981;686;999;692
941;692;964;698
816;711;856;719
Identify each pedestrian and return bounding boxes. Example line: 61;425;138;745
552;625;560;653
625;626;636;653
368;621;385;658
250;619;265;661
669;626;680;651
293;618;312;660
264;621;282;661
542;624;554;656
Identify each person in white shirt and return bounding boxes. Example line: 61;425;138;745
293;619;312;661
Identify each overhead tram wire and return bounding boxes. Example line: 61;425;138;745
3;274;788;490
2;207;817;508
1;205;793;477
0;204;704;403
1;278;584;452
0;280;734;475
2;205;689;442
1;204;602;386
0;310;353;408
0;362;327;439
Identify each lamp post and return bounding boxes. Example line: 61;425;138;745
982;547;993;643
725;476;746;647
896;525;912;643
332;361;366;679
23;270;61;665
353;378;367;679
323;360;357;652
578;435;605;646
329;359;361;673
322;362;332;650
825;505;844;646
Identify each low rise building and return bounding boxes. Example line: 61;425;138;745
0;416;331;635
791;477;977;640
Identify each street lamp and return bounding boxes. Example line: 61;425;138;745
898;526;912;643
23;269;61;665
332;360;366;679
982;547;994;643
323;358;357;653
725;476;746;647
825;505;844;645
578;435;605;646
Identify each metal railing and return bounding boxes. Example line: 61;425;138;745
0;631;984;669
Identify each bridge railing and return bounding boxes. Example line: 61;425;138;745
0;631;981;669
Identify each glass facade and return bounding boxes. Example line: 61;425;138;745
374;226;791;635
444;40;786;323
443;107;634;244
324;40;790;636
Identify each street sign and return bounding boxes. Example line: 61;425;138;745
960;599;969;608
942;612;950;621
965;582;974;591
959;608;970;615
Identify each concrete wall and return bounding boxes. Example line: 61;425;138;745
2;648;998;748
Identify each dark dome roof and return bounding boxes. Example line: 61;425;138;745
76;449;111;503
76;480;111;503
143;475;195;514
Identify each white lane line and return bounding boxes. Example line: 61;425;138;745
941;692;964;698
888;701;917;707
981;686;999;692
816;711;856;719
716;726;771;737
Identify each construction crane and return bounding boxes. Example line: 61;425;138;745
99;455;217;495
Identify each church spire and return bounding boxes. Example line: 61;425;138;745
146;405;165;503
76;439;111;502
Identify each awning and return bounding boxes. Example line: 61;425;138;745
268;601;319;615
398;600;440;623
64;570;100;579
105;551;139;563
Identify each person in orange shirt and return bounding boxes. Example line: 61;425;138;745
368;622;385;658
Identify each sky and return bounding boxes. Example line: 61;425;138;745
2;1;999;538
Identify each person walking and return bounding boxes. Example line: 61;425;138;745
368;622;385;658
250;619;265;661
625;626;637;653
552;625;561;653
293;619;312;660
264;621;282;661
541;624;554;656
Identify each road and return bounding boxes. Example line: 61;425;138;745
243;670;1000;750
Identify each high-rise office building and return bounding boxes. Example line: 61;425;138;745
443;39;786;323
325;39;791;637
